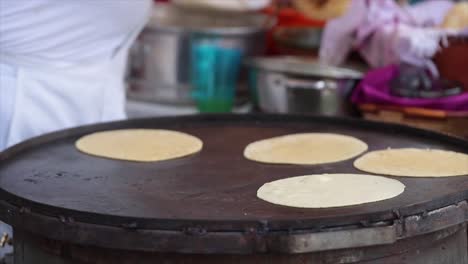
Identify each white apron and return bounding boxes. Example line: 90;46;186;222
0;0;151;258
0;0;151;150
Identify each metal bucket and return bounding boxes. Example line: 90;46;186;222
127;4;274;105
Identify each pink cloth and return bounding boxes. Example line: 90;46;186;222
351;65;468;111
320;0;454;74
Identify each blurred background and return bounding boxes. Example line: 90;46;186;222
126;0;468;139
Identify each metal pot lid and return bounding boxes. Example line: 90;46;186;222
246;57;365;79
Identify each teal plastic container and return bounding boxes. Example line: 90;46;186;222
191;41;243;113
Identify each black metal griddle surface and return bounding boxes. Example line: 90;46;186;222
1;114;468;231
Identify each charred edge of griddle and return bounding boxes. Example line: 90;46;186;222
183;226;208;236
120;222;139;230
19;206;31;214
58;215;76;226
3;200;468;238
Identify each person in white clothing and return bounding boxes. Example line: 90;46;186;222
0;0;152;151
0;0;151;258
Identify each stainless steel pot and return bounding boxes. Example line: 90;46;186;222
273;27;322;52
246;57;365;116
127;4;274;105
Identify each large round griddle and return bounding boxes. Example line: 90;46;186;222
1;114;468;253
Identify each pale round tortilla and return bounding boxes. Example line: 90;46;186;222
257;174;405;208
354;148;468;177
76;129;202;162
244;133;368;165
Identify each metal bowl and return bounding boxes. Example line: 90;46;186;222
246;56;365;116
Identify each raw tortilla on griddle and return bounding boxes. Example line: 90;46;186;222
76;129;202;162
244;133;368;165
354;148;468;177
257;173;405;208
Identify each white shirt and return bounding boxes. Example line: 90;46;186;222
0;0;151;150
